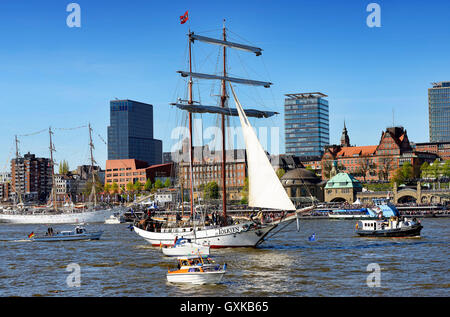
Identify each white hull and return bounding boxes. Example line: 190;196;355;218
166;271;225;284
134;220;279;248
162;243;210;257
0;208;118;224
328;214;372;220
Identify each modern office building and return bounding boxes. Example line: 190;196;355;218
107;99;162;165
429;81;450;142
284;92;330;157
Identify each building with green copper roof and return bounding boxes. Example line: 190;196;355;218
325;173;363;203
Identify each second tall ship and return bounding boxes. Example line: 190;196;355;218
0;124;119;224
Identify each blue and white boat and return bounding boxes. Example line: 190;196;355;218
29;225;103;242
356;199;423;237
328;208;372;220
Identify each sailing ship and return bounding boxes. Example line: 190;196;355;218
0;125;118;224
133;23;313;247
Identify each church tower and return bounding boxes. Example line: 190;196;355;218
340;121;351;147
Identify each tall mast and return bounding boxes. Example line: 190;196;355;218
49;127;57;211
88;123;97;206
14;135;23;205
221;21;227;221
188;30;195;217
177;23;270;221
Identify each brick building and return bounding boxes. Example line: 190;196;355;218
11;152;53;202
321;126;438;182
105;159;173;190
413;142;450;161
177;144;247;202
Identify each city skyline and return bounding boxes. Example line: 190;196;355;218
1;0;449;170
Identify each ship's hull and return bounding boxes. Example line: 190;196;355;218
0;208;118;224
328;214;374;220
32;231;104;242
133;220;280;248
166;271;225;284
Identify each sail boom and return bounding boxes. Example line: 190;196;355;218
177;71;272;88
170;103;278;118
190;33;262;56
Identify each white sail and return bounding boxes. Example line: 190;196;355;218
230;85;296;211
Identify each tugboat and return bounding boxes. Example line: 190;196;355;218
355;199;423;237
356;217;423;237
167;255;226;284
28;225;103;242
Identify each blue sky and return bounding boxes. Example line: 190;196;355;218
0;0;449;170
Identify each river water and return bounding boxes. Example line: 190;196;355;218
0;218;448;297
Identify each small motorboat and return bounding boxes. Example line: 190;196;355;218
104;214;124;224
166;255;226;285
162;237;210;257
28;225;104;242
356;216;423;237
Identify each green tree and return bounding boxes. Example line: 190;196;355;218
401;162;414;181
104;183;111;193
240;177;249;204
133;180;142;192
144;179;152;191
276;168;285;179
443;160;450;178
164;178;171;188
391;162;414;186
83;174;103;197
420;162;430;178
59;160;70;175
126;181;134;192
111;182;119;194
203;181;219;200
154;179;164;190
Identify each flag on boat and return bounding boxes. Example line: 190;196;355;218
180;11;188;24
28;232;34;239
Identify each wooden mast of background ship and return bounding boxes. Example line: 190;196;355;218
14;135;23;206
88;123;97;207
173;24;275;222
48;127;58;211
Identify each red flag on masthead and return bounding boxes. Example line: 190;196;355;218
180;11;189;24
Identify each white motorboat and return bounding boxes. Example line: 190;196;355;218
28;225;103;242
162;238;210;257
166;255;226;285
104;213;124;224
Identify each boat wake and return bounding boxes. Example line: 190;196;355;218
261;240;448;251
3;239;32;243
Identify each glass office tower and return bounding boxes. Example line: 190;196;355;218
284;92;329;157
429;82;450;142
108;99;162;165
